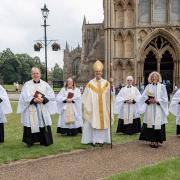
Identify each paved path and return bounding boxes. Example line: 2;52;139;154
0;136;180;180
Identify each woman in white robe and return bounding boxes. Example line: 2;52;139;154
17;67;57;147
56;78;83;136
139;71;168;148
115;76;141;135
169;88;180;135
0;85;12;143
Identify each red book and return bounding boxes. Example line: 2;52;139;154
67;92;74;99
34;91;45;98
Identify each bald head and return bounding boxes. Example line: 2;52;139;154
126;76;134;86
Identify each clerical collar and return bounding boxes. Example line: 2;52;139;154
152;83;157;85
127;85;131;88
33;80;40;84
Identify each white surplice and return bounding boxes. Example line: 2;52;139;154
0;85;12;123
17;80;57;133
169;89;180;125
139;83;168;129
56;87;83;129
114;86;141;124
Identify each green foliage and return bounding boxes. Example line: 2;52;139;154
52;63;63;81
0;49;46;84
0;57;21;84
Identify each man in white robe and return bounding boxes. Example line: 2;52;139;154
17;67;57;147
169;88;180;135
56;78;83;136
0;85;12;143
115;76;141;135
139;71;168;148
81;60;115;146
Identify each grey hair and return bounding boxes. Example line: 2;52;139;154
148;71;162;83
31;67;41;74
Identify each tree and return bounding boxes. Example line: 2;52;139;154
52;63;63;81
0;48;14;63
0;57;21;84
0;49;46;84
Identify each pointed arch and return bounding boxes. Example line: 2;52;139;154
138;29;180;62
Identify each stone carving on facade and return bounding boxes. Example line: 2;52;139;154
64;0;180;87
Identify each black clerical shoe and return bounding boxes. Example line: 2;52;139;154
149;144;154;148
149;142;154;148
154;143;159;148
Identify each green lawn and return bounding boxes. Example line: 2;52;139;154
0;102;176;164
2;84;61;93
2;84;17;92
105;157;180;180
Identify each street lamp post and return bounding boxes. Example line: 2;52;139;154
41;4;49;82
34;4;60;82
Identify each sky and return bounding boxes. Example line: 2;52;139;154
0;0;104;68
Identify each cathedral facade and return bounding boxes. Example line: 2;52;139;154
63;0;180;88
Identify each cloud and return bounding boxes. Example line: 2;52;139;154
0;0;103;68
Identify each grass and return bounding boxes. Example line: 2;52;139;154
0;102;176;164
105;157;180;180
112;112;176;144
2;84;61;93
2;84;17;92
0;102;91;164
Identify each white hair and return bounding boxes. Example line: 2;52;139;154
31;67;41;74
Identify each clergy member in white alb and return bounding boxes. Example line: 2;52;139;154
115;76;141;135
0;85;12;143
139;71;168;148
17;67;57;147
169;88;180;135
56;77;83;136
81;60;115;146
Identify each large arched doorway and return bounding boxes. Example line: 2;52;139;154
160;50;174;92
144;51;157;85
143;36;175;89
138;29;180;88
